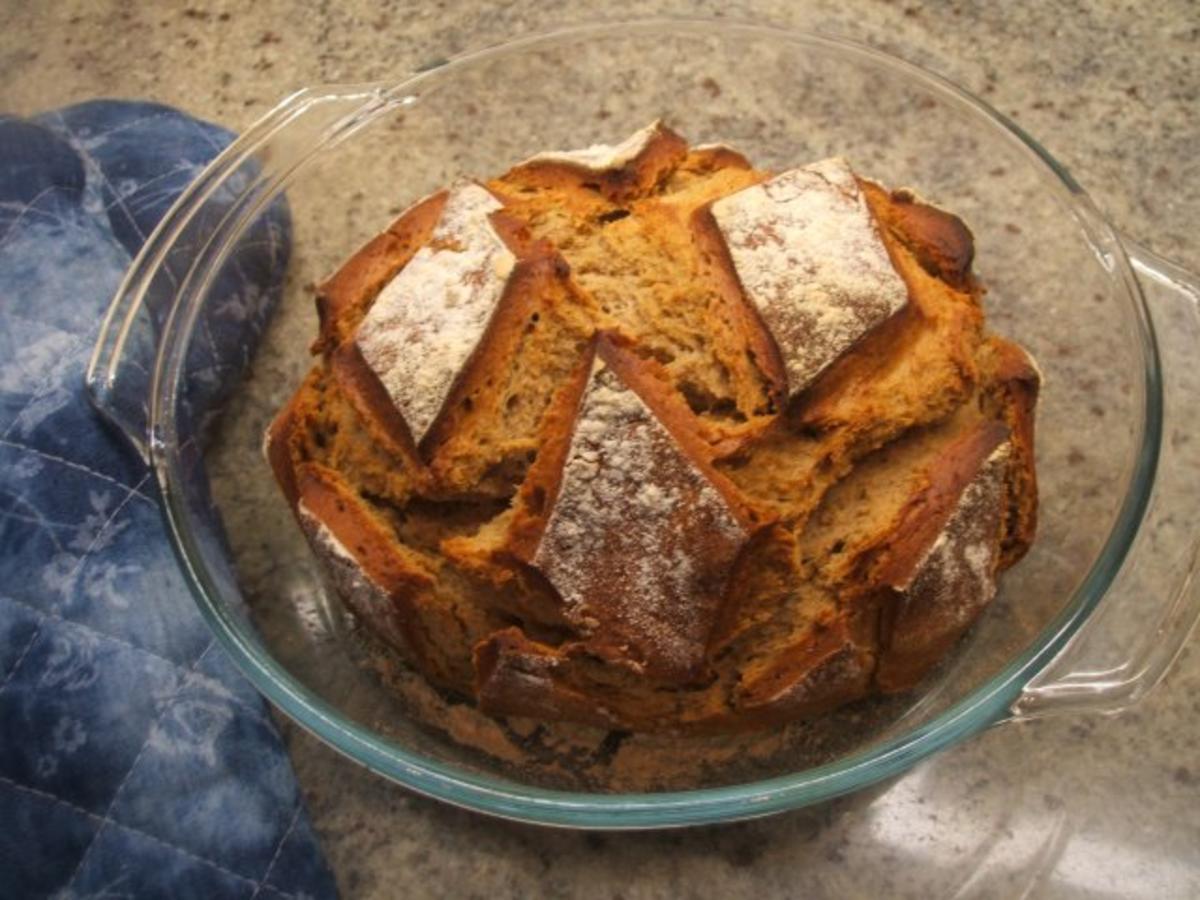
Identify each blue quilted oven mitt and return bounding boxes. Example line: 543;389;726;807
0;101;336;899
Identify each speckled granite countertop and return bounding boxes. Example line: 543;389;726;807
5;1;1199;897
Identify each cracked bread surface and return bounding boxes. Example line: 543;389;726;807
266;122;1039;735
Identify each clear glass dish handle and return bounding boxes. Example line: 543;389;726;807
1012;241;1200;720
85;83;405;460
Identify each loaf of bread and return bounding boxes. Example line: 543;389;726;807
266;122;1038;734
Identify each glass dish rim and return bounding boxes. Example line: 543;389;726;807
150;18;1163;828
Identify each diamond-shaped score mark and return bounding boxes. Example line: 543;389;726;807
709;157;911;400
354;182;516;449
503;335;762;685
319;181;599;504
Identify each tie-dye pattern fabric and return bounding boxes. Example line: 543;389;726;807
0;101;336;899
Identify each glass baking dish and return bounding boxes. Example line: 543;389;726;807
86;19;1200;828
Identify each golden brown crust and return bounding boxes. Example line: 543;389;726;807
469;348;1035;731
875;184;976;289
689;203;789;413
265;400;302;511
872;445;1011;693
314;190;447;354
501;341;599;563
420;251;585;490
686;144;753;172
871;421;1009;589
977;336;1040;568
490;135;776;454
290;461;433;666
594;335;764;529
473;628;621;730
701;182;986;538
504;121;689;204
799;183;982;429
735;624;877;722
293;462;433;594
268;125;1039;735
489;336;763;685
329;341;426;476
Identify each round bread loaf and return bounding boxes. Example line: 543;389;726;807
266;122;1039;734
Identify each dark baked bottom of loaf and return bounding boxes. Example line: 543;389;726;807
265;123;1039;735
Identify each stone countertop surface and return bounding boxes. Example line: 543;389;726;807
4;1;1199;897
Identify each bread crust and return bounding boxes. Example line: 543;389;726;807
499;336;761;684
314;189;447;353
873;184;976;289
329;340;425;475
505;120;689;203
471;355;1037;731
978;336;1040;567
689;203;789;410
267;124;1040;734
292;462;432;666
708;159;912;400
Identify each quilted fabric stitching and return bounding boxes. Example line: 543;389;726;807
2;774;302;900
1;606;307;892
63;633;304;893
57;638;218;893
57;118;149;241
0;438;154;501
41;110;170;146
0;102;332;898
98;162;197;207
0;593;264;719
0;329;93;444
0;473;161;690
249;802;303;900
0;490;74;553
0;186;65;247
0;618;43;694
58;472;150;582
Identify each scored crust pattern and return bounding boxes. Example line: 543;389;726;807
875;439;1012;692
355;181;515;443
710;157;910;396
532;349;750;683
267;122;1040;735
520;119;666;171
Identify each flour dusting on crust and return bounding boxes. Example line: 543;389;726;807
521;120;663;171
711;157;909;395
297;500;407;649
533;359;748;680
899;442;1011;626
355;181;516;443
